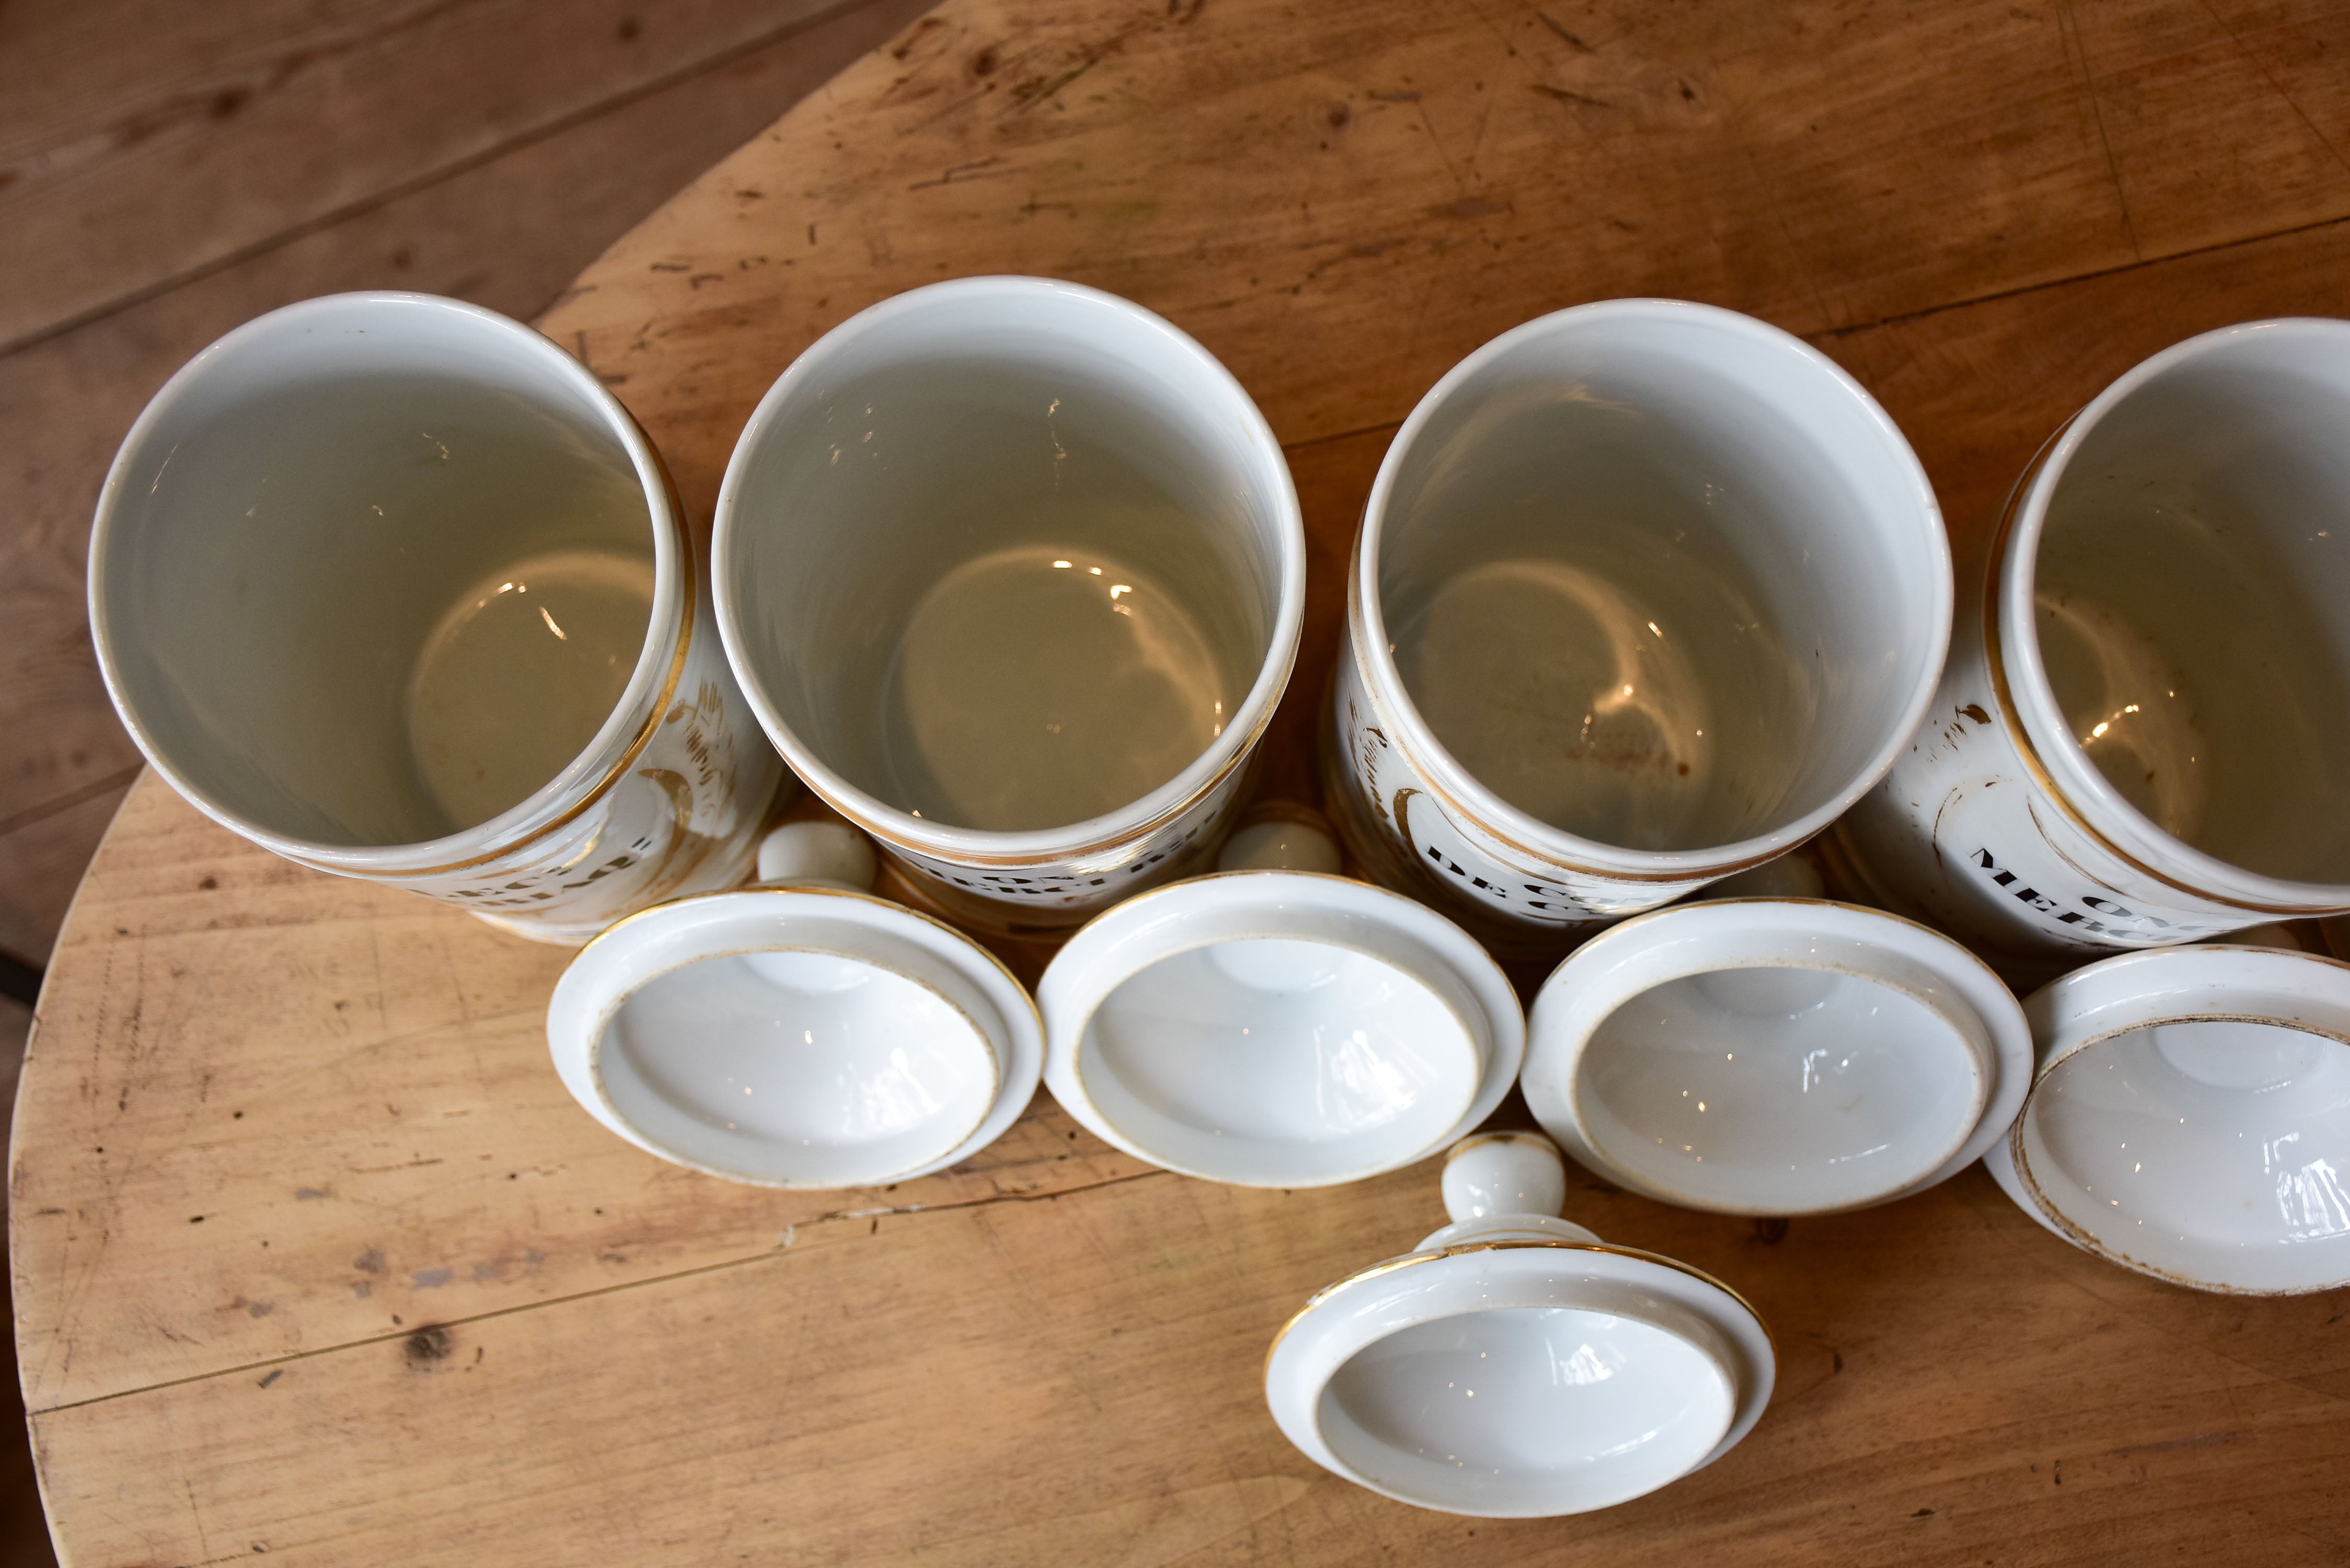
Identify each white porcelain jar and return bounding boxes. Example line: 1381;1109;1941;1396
88;293;783;944
715;277;1304;937
1835;320;2350;977
1326;299;1950;959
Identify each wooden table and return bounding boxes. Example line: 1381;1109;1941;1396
18;2;2350;1561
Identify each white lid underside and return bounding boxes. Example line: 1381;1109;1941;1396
549;887;1040;1189
1265;1242;1773;1518
1575;963;1986;1213
2018;1018;2350;1293
1040;871;1523;1187
1526;900;2025;1216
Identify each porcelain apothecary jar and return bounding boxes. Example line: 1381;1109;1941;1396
1263;1131;1775;1516
1833;320;2350;976
546;822;1041;1187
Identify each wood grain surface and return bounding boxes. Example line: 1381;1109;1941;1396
16;0;2350;1563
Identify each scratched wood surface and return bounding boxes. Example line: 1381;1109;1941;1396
16;0;2350;1562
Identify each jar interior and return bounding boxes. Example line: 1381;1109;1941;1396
1377;317;1936;854
2034;337;2350;884
728;313;1282;834
99;325;656;848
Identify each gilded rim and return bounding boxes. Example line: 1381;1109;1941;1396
1442;1129;1560;1165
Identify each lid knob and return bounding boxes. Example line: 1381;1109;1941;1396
1216;811;1341;873
757;821;878;892
1442;1131;1568;1221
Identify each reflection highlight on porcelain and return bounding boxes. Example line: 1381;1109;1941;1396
2023;1021;2350;1263
881;543;1230;830
410;548;654;828
2035;590;2205;843
1392;503;1806;850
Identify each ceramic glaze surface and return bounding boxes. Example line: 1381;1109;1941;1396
1318;1306;1735;1517
756;820;880;891
599;950;995;1185
716;277;1304;923
1442;1133;1570;1221
1077;938;1476;1185
1329;299;1948;947
882;543;1232;831
1038;871;1521;1186
1987;944;2350;1292
1219;817;1345;874
2030;332;2350;885
410;549;654;831
2020;1021;2350;1289
1262;1132;1775;1518
1576;966;1985;1214
1524;898;2030;1214
1389;466;1807;853
99;355;653;848
547;886;1042;1187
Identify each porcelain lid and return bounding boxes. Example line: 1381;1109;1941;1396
547;865;1041;1189
1263;1133;1773;1517
1524;898;2032;1214
1986;943;2350;1294
1038;870;1522;1186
